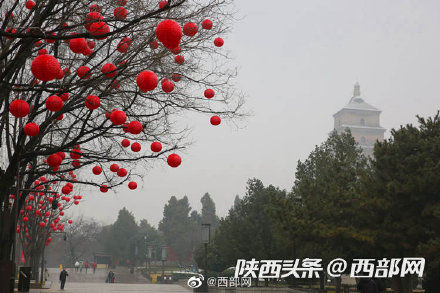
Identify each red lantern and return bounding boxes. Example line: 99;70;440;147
47;154;62;168
128;181;137;190
114;7;127;20
127;121;143;134
214;37;224;47
110;110;127;125
69;38;88;54
57;152;66;160
9;100;30;117
70;149;82;159
85;12;103;30
171;46;181;55
117;37;131;53
102;63;117;78
156;20;182;49
204;89;215;99
136;71;158;92
172;73;181;82
31;54;61;81
118;0;127;5
92;166;102;175
117;168;127;177
85;95;100;110
72;160;80;168
77;66;91;79
167;153;181;168
56;114;63;121
39;222;46;228
45;95;63;112
24;123;39;136
159;0;168;9
210;115;221;126
174;55;184;64
183;22;198;37
90;4;101;12
121;139;130;147
100;185;108;193
68;220;73;224
74;200;79;205
110;164;119;172
38;49;48;55
131;142;141;152
59;92;69;103
162;80;174;93
202;19;213;30
151;142;162;152
150;40;158;50
25;0;35;9
89;22;110;39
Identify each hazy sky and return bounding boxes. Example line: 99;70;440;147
72;0;440;226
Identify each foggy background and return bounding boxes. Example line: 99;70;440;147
71;0;440;225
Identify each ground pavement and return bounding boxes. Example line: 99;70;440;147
30;282;190;293
30;267;190;293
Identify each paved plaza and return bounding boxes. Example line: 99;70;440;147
31;282;191;293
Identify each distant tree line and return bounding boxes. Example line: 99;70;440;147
47;192;219;269
196;114;440;293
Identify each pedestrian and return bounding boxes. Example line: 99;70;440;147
111;271;115;283
59;268;69;290
74;261;79;272
44;268;49;282
85;262;89;274
80;261;83;273
357;278;384;293
92;262;97;274
106;270;112;283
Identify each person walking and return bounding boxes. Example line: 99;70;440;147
92;262;97;274
74;261;79;272
44;268;49;282
59;268;69;290
85;262;89;274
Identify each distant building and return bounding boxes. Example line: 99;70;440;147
333;83;385;156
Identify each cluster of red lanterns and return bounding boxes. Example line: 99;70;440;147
10;10;227;213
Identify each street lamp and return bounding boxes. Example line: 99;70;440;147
201;223;211;292
161;245;167;282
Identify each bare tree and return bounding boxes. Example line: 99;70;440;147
0;0;244;289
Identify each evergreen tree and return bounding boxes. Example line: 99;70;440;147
159;196;194;263
201;193;219;229
364;115;440;292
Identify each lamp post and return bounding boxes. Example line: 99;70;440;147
161;245;167;283
201;223;211;292
144;235;148;277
